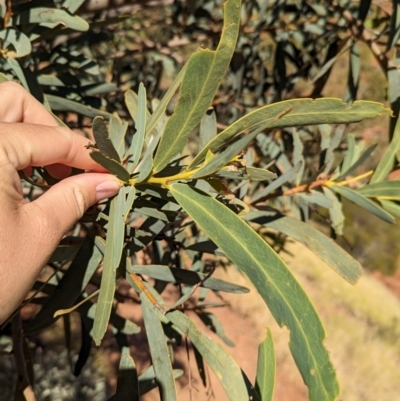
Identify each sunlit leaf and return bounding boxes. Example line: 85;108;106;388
199;108;217;150
0;28;31;57
255;328;275;401
128;83;147;173
330;185;394;223
170;183;339;401
336;144;377;181
47;95;111;118
167;310;250;401
141;295;177;401
245;211;362;283
153;0;241;173
371;116;400;183
250;161;303;204
15;7;89;31
246;167;277;181
322;187;345;235
131;265;249;293
189;98;390;170
109;113;128;160
379;199;400;218
191;127;263;179
92;193;124;345
146;63;187;136
357;180;400;199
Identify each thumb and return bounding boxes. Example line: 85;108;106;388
25;173;121;242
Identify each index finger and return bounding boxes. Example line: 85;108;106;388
0;81;58;126
0;122;104;171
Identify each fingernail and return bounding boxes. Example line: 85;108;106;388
95;180;121;201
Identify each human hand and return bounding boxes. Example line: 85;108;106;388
0;81;121;323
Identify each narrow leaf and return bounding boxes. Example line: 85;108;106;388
330;185;394;223
92;195;122;345
167;310;250;401
0;29;31;57
255;328;276;401
191;127;262;179
199;108;218;150
244;211;362;283
341;134;356;173
109;113;128;159
25;236;102;335
153;0;241;173
371;116;400;183
322;187;345;235
292;130;304;185
16;7;89;31
128;83;147;172
141;295;177;401
246;167;277;181
188;98;390;170
379;199;400;218
251;161;303;204
131;265;249;293
92;116;121;162
47;94;111;118
357;180;400;199
89;151;130;182
146;63;188;136
336;144;377;181
170;183;339;401
116;347;139;401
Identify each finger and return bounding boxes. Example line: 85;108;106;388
23;173;121;249
0;122;105;171
0;81;58;126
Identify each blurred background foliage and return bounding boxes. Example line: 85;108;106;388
2;0;400;400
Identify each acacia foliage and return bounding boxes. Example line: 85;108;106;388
1;1;400;400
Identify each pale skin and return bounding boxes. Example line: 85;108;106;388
0;81;121;324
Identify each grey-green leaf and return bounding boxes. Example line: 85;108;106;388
152;0;241;173
109;113;128;159
16;7;89;31
146;64;188;136
89;151;130;182
330;185;394;223
128;83;147;173
0;28;31;57
199;108;218;150
141;295;177;401
244;211;362;283
191;127;262;179
188;98;390;170
255;328;276;401
371;117;400;183
92;195;122;345
167;310;250;401
47;95;111;118
132;265;249;293
170;183;339;401
357;180;400;199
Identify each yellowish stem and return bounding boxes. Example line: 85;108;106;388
325;170;373;187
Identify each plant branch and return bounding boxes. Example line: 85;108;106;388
12;313;36;401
